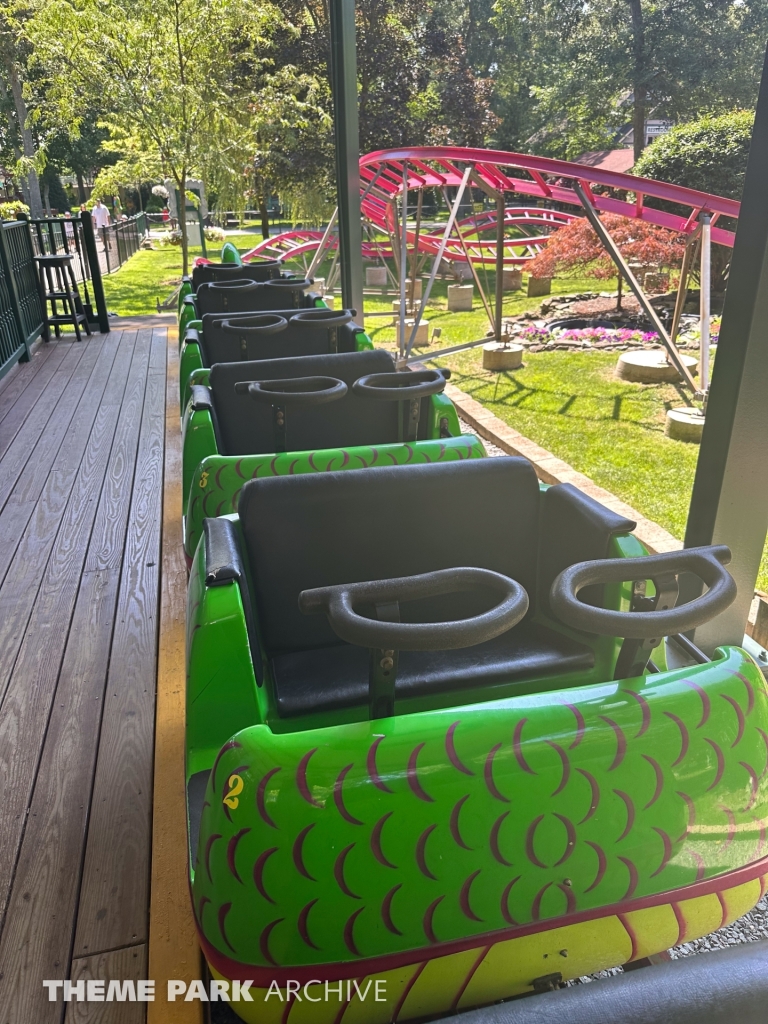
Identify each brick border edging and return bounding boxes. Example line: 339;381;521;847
442;380;680;555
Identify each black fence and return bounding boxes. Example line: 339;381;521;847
31;216;94;288
32;212;148;279
0;220;45;378
97;213;147;274
0;208;147;381
29;214;109;333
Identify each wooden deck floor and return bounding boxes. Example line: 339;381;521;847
0;328;166;1024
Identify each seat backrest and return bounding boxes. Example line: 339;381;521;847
192;261;281;290
200;310;361;364
196;280;314;316
537;483;635;614
209;349;400;456
238;458;542;655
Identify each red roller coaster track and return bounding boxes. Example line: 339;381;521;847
243;206;575;266
240;146;739;268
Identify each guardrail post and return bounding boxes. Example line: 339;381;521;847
80;211;110;333
0;224;31;361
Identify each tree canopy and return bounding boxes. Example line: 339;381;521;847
27;0;308;271
0;0;764;247
492;0;768;160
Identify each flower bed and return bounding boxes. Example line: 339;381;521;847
508;316;721;352
514;323;659;349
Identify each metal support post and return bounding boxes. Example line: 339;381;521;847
399;164;408;359
80;210;109;333
404;165;472;360
682;46;768;652
451;189;494;328
669;227;700;345
307;207;338;279
573;180;698;392
495;194;505;342
699;212;712;395
329;0;364;319
409;189;423;310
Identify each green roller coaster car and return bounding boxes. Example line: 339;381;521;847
185;457;768;1023
179;276;321;338
179;308;372;411
178;245;275;312
181;348;479;564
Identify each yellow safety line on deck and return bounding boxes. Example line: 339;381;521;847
148;327;203;1024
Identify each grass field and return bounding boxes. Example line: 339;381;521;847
360;273;602;350
101;235;257;315
424;343;768;592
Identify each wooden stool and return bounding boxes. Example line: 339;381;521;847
34;253;92;342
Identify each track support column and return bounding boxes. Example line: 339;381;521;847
698;211;712;395
495;193;505;341
683;47;768;651
329;0;364;319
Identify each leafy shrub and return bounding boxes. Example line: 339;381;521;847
633;111;753;201
633;111;752;289
0;200;30;221
204;226;225;242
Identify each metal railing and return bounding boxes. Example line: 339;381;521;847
29;215;104;327
31;216;92;286
93;214;146;275
0;220;45;379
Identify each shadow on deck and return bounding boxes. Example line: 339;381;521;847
0;327;166;1023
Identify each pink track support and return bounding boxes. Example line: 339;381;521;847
239;145;739;267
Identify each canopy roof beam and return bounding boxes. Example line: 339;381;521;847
683;47;768;652
329;0;364;317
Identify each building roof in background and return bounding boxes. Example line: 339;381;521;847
573;149;635;174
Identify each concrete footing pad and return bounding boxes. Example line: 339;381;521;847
665;406;705;442
617;349;698;383
483;342;524;371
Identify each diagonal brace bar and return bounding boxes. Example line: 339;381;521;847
573;180;699;393
404;165;473;360
307;207;338;280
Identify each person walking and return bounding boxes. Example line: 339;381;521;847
63;211;76;252
92;198;111;249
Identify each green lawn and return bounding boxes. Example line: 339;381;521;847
428;343;768;593
101;235;259;315
361;273;602;350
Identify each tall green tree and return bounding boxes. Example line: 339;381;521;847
47;113;113;203
0;5;43;216
491;0;768;160
28;0;303;273
257;0;500;223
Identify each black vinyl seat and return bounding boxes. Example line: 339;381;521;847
271;623;594;717
205;349;434;455
198;309;363;364
234;458;636;717
196;278;317;315
191;260;282;290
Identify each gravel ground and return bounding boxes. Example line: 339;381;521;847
460;420;505;456
669;892;768;958
573;895;768;984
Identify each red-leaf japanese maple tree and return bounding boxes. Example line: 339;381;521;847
528;213;686;307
